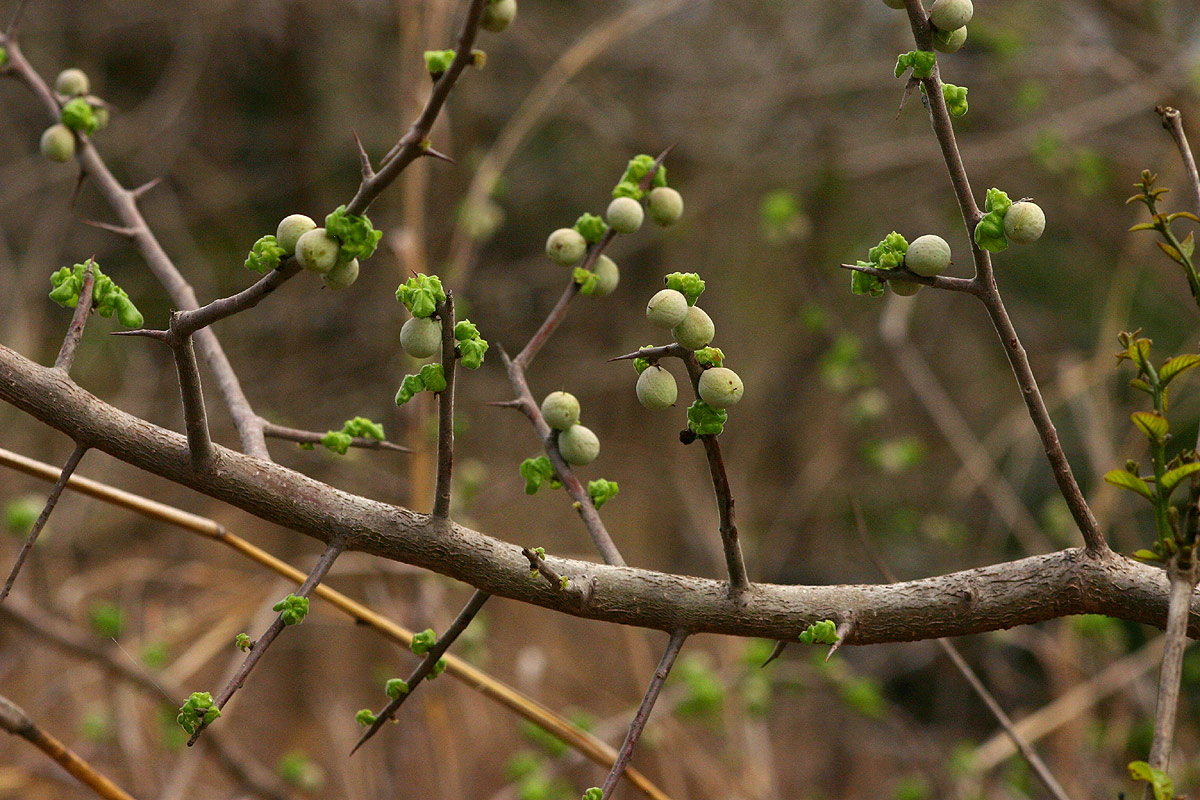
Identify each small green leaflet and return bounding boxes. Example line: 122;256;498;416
1131;411;1168;443
1161;462;1200;494
1103;469;1154;500
1160;354;1200;385
1128;761;1173;800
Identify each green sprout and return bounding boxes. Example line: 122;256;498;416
942;83;969;117
797;619;839;645
319;416;385;455
587;478;619;509
423;49;456;79
385;678;410;699
176;692;220;734
894;50;936;79
245;235;287;273
411;628;437;655
396;273;447;319
687;400;727;436
395;363;447;406
612;153;667;200
454;318;489;369
273;594;309;626
235;633;252;652
355;709;377;727
695;346;724;367
60;97;99;135
664;272;705;305
49;259;144;328
1128;170;1200;302
850;231;908;297
573;212;608;244
973;187;1012;252
520;456;560;495
427;658;448;679
325;205;383;262
1129;761;1173;800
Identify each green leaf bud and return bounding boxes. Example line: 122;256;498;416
427;658;448;679
481;0;517;32
546;227;587;266
573;212;608;244
355;709;377;727
320;431;353;455
395;274;447;318
84;97;109;130
40;123;75;162
636;365;677;409
889;279;922;296
973;188;1012;252
933;26;967;53
573;267;598;295
647;186;684;226
632;344;655;374
1003;201;1045;244
695;346;724;367
401;317;442;358
60;97;98;135
177;692;220;734
385;678;410;699
930;0;973;31
235;633;252;651
411;628;437;655
686;400;727;436
895;50;936;80
273;594;309;626
606;196;644;234
541;391;580;430
322;257;360;290
646;289;689;328
583;789;603;800
395;373;426;406
458;336;489;369
587;255;619;297
672;305;715;350
424;49;456;78
904;234;951;276
245;235;287;273
698;366;743;408
587;478;619;509
276;214;317;255
55;68;90;96
558;424;600;466
520;456;558;495
294;228;340;274
941;83;968;117
664;272;705;305
454;319;480;340
324;205;383;262
342;417;385;441
419;362;447;392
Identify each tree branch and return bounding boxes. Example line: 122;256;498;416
261;421;410;452
1157;106;1200;218
1144;561;1197;790
53;260;95;373
433;294;458;518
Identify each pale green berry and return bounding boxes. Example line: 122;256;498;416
636;365;677;409
294;228;340;274
541;391;581;430
558;424;599;466
276;214;317;254
881;0;906;7
546;228;587;266
1003;201;1045;245
401;317;442;358
481;0;517;32
671;305;715;350
904;234;951;277
322;258;359;290
40;124;75;162
647;187;684;227
933;26;967;53
646;289;688;329
55;68;90;96
591;255;619;297
606;197;644;234
890;279;922;296
930;0;972;31
698;367;743;409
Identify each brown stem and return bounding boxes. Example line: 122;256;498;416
598;628;689;799
54;261;95;372
522;546;590;604
1158;106;1200;218
0;443;87;602
433;294;458;518
261;421;410;452
514;279;581;371
840;262;979;295
164;318;213;468
171;261;302;338
1144;560;1198;789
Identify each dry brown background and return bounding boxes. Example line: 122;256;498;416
3;0;1200;798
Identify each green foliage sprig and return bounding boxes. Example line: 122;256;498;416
454;318;489;369
245;235;287;273
687;399;727;436
396;274;447;318
424;49;456;79
385;678;410;699
851;231;908;296
612;153;667;200
895;50;936;79
395;363;447;406
60;97;99;135
273;594;310;626
695;346;724;367
235;633;252;651
973;188;1012;252
664;272;705;306
573;212;608;243
325;206;382;262
49;259;144;328
797;619;839;645
587;478;619;509
1128;170;1200;302
410;628;437;655
520;456;560;495
319;416;386;454
177;692;220;734
941;83;969;117
1129;761;1174;800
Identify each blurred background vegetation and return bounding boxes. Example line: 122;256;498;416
2;0;1200;798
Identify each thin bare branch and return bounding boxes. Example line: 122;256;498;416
261;421;411;452
54;261;95;372
1157;106;1200;218
165;319;213;467
130;177;163;200
839;262;978;295
433;294;458;518
171;261;302;339
1144;561;1198;791
522;546;591;605
82;219;138;240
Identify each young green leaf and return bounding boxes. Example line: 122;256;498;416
245;235;287;273
1160;354;1200;385
1131;411;1169;443
587;478;619;509
1128;761;1173;800
519;456;558;495
894;50;936;79
1161;462;1200;494
1103;469;1154;501
687;400;727;436
273;594;309;626
664;272;705;306
396;274;447;318
411;628;437;655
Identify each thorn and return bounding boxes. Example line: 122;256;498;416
761;640;787;668
111;328;170;342
375;440;413;453
83;219;137;240
420;145;456;165
608;351;643;363
826;619;855;661
131;177;163;200
352;130;375;180
486;399;525;409
70;169;88;208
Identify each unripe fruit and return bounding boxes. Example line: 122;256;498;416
541;391;580;431
276;214;317;254
904;234;952;277
606;196;644;234
646;289;688;329
647;187;684;227
558;424;600;466
881;0;906;7
636;365;677;409
546;228;587;266
481;0;517;32
401;317;442;358
294;228;340;274
1003;201;1045;245
698;366;744;409
40;124;75;162
933;26;967;53
591;255;619;297
322;258;359;290
890;279;922;296
55;68;90;96
672;305;715;350
930;0;972;31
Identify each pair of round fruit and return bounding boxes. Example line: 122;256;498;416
541;391;600;465
635;364;744;410
40;69;110;163
544;187;685;266
277;214;360;290
646;290;715;351
881;0;970;53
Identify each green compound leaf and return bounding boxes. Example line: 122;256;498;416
411;628;437;655
695;347;724;367
587;478;619;509
520;456;559;495
612;153;666;200
797;619;839;645
942;83;969;117
49;259;144;328
355;709;377;727
176;692;220;734
325;205;383;262
396;273;446;319
850;265;885;297
687;400;727;436
1161;354;1200;386
235;633;252;652
273;594;309;626
573;212;608;244
1103;469;1154;501
424;49;456;78
573;266;598;295
61;97;99;135
1161;462;1200;494
1131;411;1169;443
1128;761;1174;800
245;235;287;273
454;318;489;369
974;188;1013;252
664;272;705;305
895;50;936;79
385;678;410;699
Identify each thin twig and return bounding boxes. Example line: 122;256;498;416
839;262;978;295
261;421;411;452
166;318;213;468
598;628;689;799
1144;560;1198;792
188;539;345;745
54;261;95;372
432;294;457;518
351;588;491;753
522;546;590;604
0;694;137;800
1157;106;1200;218
0;443;87;602
171;261;302;338
81;219;138;240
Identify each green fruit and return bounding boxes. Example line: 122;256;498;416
890;279;922;296
40;124;75;162
930;0;972;30
55;68;90;96
933;26;967;53
322;258;359;290
636;365;677;409
546;228;587;266
294;228;340;274
647;187;684;226
481;0;517;32
591;255;619;297
1003;201;1045;245
646;288;688;328
401;316;442;358
904;234;951;276
276;214;317;254
606;196;644;234
541;391;580;430
671;305;715;350
698;367;743;409
558;424;599;466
